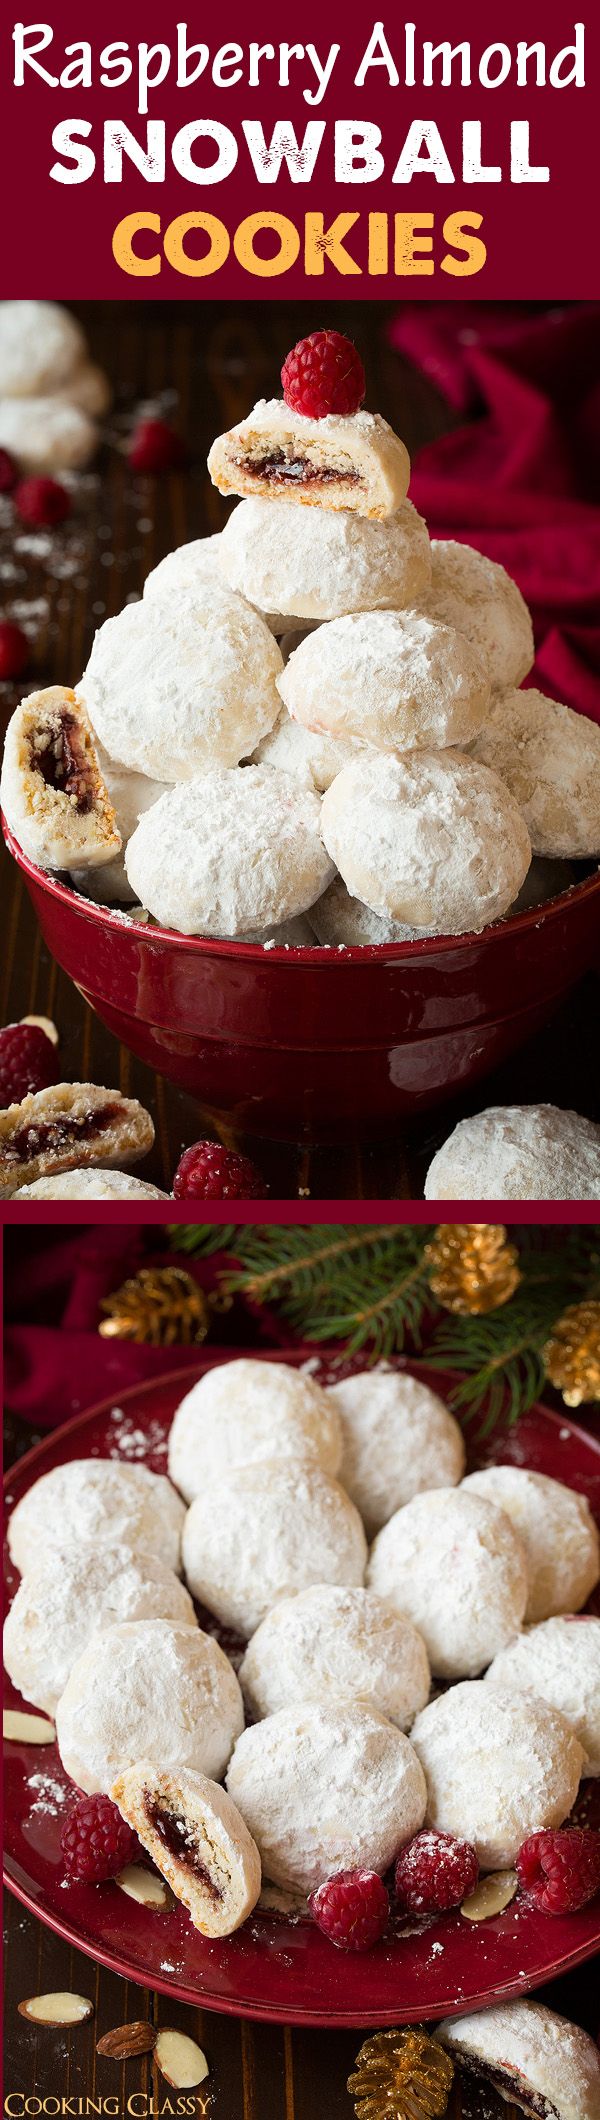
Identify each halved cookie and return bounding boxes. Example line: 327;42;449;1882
0;1083;154;1197
112;1762;261;1936
208;399;410;519
0;686;121;870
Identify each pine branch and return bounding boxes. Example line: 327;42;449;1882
167;1222;600;1429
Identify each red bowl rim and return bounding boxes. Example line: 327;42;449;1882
4;811;600;968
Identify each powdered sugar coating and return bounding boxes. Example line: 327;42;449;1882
169;1358;341;1503
321;750;531;935
71;752;168;905
470;685;600;857
485;1616;600;1777
16;1170;169;1199
226;1702;427;1893
183;1458;367;1638
220;496;431;621
279;611;490;752
435;1999;600;2120
328;1369;465;1536
239;1584;430;1729
307;875;419;945
422;540;534;690
143;534;226;605
125;766;334;937
0;301;86;396
0;395;97;474
411;1681;585;1869
78;587;282;782
8;1459;185;1579
55;1617;244;1795
254;707;365;792
424;1104;600;1202
3;1542;197;1716
462;1466;600;1623
367;1488;528;1679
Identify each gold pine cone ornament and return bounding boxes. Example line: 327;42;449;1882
98;1267;210;1345
544;1299;600;1406
348;2027;454;2120
424;1223;521;1315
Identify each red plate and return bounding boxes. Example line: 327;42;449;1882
4;1351;600;2027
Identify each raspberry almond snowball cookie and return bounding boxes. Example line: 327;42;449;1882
16;1171;170;1199
112;1763;262;1936
0;300;86;396
485;1616;600;1777
239;1585;430;1729
183;1458;367;1638
424;1104;600;1202
1;688;120;874
279;611;491;754
308;875;420;946
462;1466;600;1623
168;1358;341;1503
0;396;97;475
78;584;282;782
328;1368;465;1536
226;1702;426;1894
220;496;432;622
8;1459;185;1579
411;1682;585;1870
125;767;334;938
208;399;410;518
421;539;535;691
255;709;366;794
55;1618;244;1795
435;2000;600;2120
470;685;600;858
320;751;531;936
71;751;169;907
3;1543;197;1717
367;1488;528;1680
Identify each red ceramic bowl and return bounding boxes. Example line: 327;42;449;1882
4;818;600;1141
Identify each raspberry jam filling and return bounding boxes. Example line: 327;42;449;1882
144;1797;223;1901
7;1102;122;1165
30;712;94;814
234;449;361;486
459;2055;555;2117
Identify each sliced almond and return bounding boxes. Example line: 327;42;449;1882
19;1993;93;2026
4;1709;56;1745
461;1870;518;1921
154;2029;209;2090
21;1015;60;1046
97;2022;157;2059
115;1864;173;1910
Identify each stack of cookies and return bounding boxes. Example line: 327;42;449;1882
2;329;599;947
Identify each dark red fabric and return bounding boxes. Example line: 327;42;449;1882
3;1228;294;1432
389;303;600;720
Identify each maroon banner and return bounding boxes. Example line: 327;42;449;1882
0;0;597;298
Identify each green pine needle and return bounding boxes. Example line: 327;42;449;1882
168;1221;600;1430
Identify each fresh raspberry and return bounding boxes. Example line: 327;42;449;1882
0;622;28;681
394;1830;479;1913
61;1793;141;1884
128;419;188;473
516;1829;600;1914
309;1869;389;1950
0;1021;59;1105
173;1139;267;1199
281;330;366;420
14;477;71;528
0;447;17;492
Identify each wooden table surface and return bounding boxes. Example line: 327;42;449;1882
1;299;598;1200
